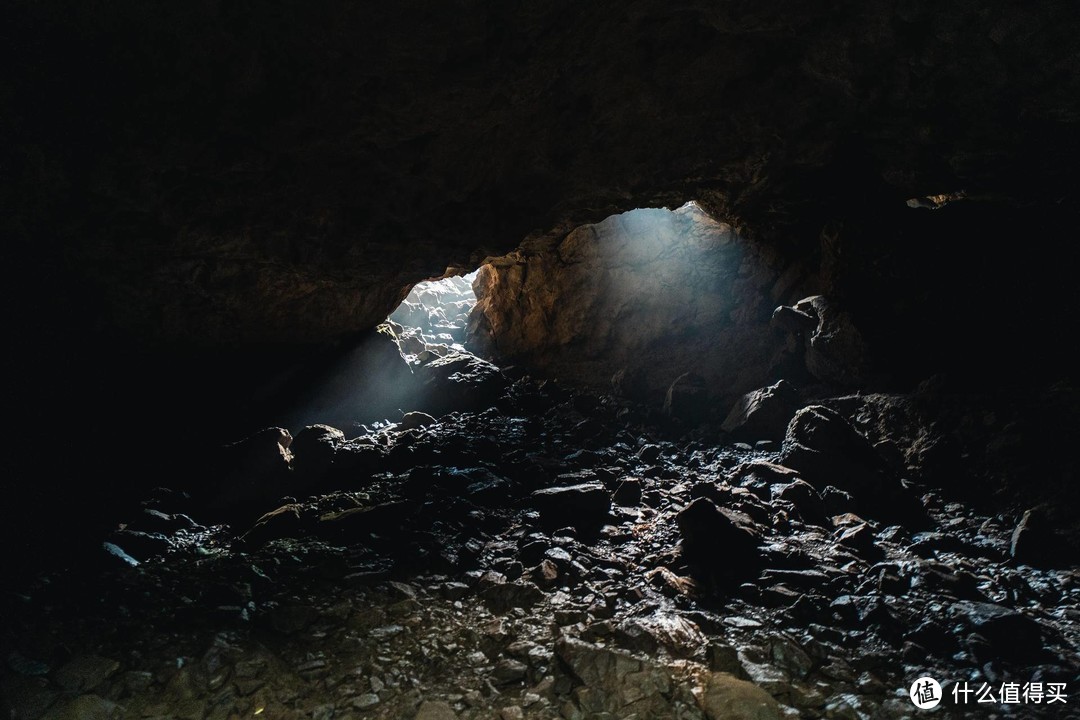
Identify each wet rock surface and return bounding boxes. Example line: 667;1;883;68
3;370;1079;720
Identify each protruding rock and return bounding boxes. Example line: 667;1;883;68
779;405;926;525
414;700;458;720
676;498;763;584
773;296;869;386
663;372;710;425
531;483;610;529
697;671;783;720
1010;506;1077;568
290;424;344;479
722;380;801;442
399;411;438;431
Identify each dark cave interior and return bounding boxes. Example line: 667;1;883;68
3;1;1080;719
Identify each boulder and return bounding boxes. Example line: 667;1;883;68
399;411;438;431
950;601;1045;662
417;351;507;414
722;380;801;442
774;295;870;387
290;424;344;480
206;427;294;521
676;498;763;583
697;672;783;720
663;372;710;425
555;636;674;717
1010;506;1078;568
779;405;926;525
531;483;610;529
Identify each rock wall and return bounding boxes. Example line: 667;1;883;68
468;204;797;406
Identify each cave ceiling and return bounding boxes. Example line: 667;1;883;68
4;0;1080;345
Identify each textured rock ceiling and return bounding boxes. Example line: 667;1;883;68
5;0;1080;347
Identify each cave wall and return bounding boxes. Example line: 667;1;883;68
469;204;796;405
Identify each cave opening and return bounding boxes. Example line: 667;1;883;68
387;270;479;361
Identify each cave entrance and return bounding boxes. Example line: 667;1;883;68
386;271;479;361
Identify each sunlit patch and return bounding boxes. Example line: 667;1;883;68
905;191;967;209
387;271;478;362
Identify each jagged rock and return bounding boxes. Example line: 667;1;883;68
417;352;507;414
722;380;801;442
106;529;171;561
480;580;544;614
242;503;305;546
697;672;783;720
676;498;763;584
773;479;825;525
555;636;674;717
531;483;610;529
414;700;458;720
53;656;120;695
779;405;926;525
39;695;122;720
1010;506;1077;568
207;427;294;519
663;372;710;425
399;411;438;431
950;601;1045;662
290;424;344;480
774;296;870;387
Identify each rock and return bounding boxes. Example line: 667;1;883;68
1;675;58;720
663;372;710;425
697;672;783;720
779;405;926;525
722;380;801;442
289;424;343;479
417;351;506;414
777;295;870;387
1010;506;1077;568
773;479;825;525
836;523;883;560
208;427;294;518
242;503;305;546
400;411;438;431
101;542;140;568
493;658;528;684
107;529;171;560
676;498;763;583
480;580;545;614
414;700;458;720
555;636;673;716
53;655;120;694
950;601;1045;662
39;695;122;720
531;483;610;529
612;477;643;505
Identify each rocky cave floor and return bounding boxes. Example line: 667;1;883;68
3;365;1079;720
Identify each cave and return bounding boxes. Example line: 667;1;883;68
3;2;1080;719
